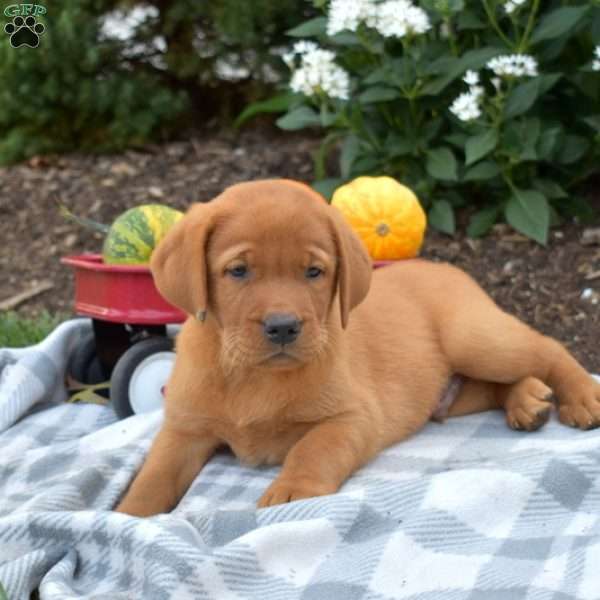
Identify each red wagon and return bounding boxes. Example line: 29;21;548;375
63;253;393;418
62;254;185;418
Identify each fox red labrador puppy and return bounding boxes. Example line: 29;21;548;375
116;179;600;516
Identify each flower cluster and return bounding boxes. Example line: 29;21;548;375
487;54;538;78
285;41;351;100
376;1;431;38
504;0;526;15
449;70;484;122
326;0;377;36
593;46;600;72
100;4;158;41
327;0;431;39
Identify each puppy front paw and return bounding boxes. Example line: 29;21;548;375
115;492;174;517
558;381;600;430
257;476;337;508
503;376;553;432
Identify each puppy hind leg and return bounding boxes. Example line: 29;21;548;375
440;302;600;429
444;377;554;432
499;377;554;431
443;378;501;418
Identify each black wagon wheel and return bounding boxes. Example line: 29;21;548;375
110;336;175;419
68;331;106;385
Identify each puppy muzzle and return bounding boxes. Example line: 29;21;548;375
262;313;303;346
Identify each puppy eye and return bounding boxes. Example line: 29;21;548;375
228;265;248;279
305;266;323;279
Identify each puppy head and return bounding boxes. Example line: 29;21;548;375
150;179;371;371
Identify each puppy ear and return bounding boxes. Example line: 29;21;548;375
150;203;214;320
329;206;372;329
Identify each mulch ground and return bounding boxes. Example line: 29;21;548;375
1;126;599;372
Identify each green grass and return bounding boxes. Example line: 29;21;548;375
0;311;66;348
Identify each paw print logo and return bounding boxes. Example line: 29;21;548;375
4;15;45;48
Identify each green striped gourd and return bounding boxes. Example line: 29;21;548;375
102;204;183;265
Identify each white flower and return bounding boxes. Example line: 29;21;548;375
282;51;295;69
449;90;482;122
100;5;158;40
487;54;538;78
288;45;350;100
327;0;378;35
327;0;431;39
470;85;485;99
283;40;320;69
593;46;600;71
463;70;479;86
491;77;502;90
504;0;526;14
450;71;485;122
375;0;431;38
293;40;319;55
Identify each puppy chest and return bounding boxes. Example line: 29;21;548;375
216;420;311;466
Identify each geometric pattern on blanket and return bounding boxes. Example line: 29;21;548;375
1;319;599;599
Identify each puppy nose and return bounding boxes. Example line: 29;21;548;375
263;313;302;345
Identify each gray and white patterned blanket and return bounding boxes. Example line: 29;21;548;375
1;319;600;599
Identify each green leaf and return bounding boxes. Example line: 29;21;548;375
276;106;321;131
234;93;295;128
505;189;549;245
384;133;414;157
445;132;468;149
583;115;600;132
340;135;360;179
531;6;589;44
456;10;486;30
549;205;563;227
465;129;498;166
428;200;455;235
558;195;596;223
426;147;458;181
532;178;567;200
467;206;500;238
352;154;381;174
0;582;7;600
504;74;561;119
556;135;590;165
359;86;399;104
520;117;541;161
286;16;327;37
363;66;391;86
536;126;562;160
423;55;457;77
502;118;541;162
329;31;360;46
422;118;443;143
448;0;465;12
312;178;343;201
463;161;501;181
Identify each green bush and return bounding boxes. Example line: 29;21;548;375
251;0;600;243
0;311;65;347
0;0;312;164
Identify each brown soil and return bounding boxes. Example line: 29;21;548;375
1;127;599;372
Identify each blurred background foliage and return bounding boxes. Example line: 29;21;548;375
0;0;313;164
